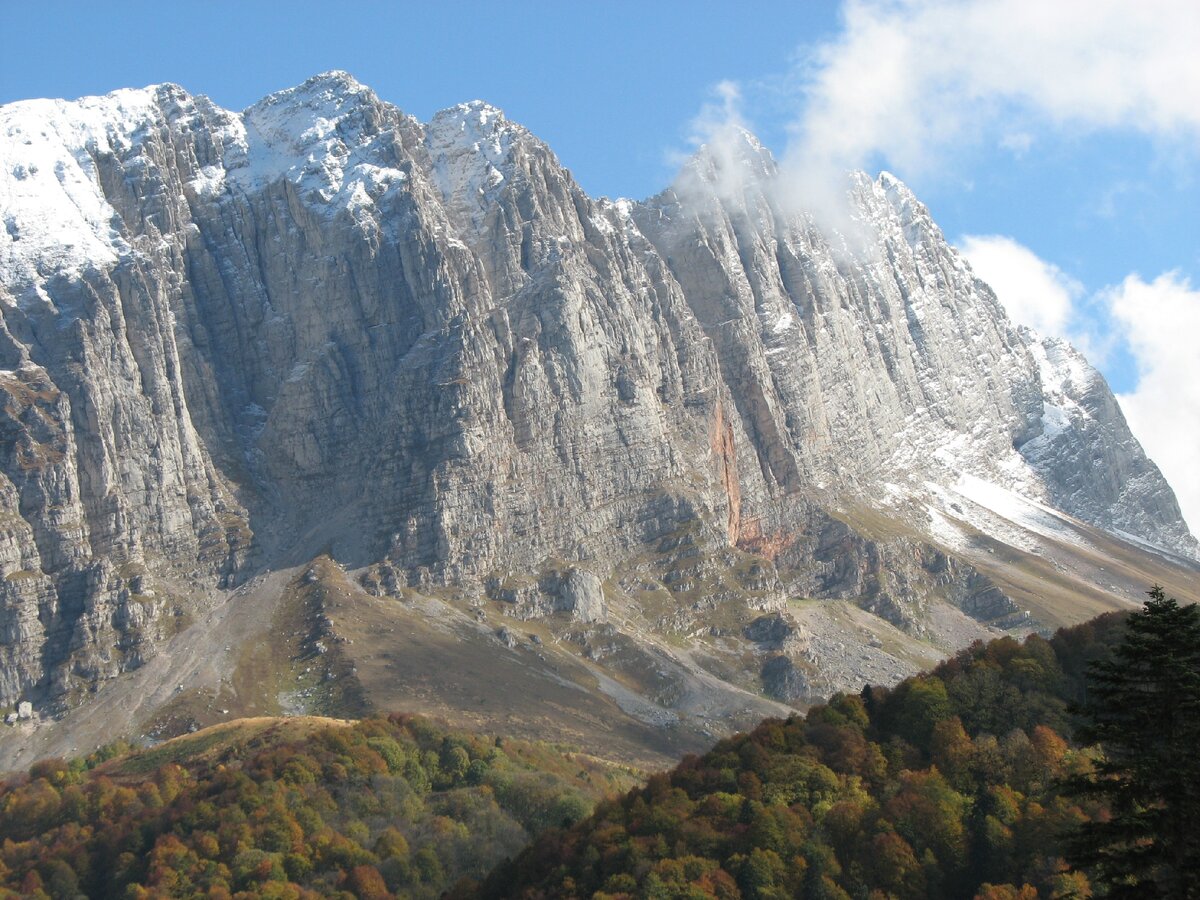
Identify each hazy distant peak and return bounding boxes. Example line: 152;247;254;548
689;125;777;179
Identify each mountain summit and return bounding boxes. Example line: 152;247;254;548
0;74;1195;767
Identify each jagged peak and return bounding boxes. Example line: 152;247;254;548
432;99;509;128
423;101;536;234
426;99;532;155
874;170;926;210
728;124;770;156
303;69;367;91
248;71;384;129
876;169;905;191
844;168;944;249
424;98;548;185
1035;334;1103;396
252;70;373;107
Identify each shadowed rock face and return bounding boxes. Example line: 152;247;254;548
0;72;1195;713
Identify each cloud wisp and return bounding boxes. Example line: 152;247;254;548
671;80;771;205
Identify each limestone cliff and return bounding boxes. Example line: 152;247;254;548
0;73;1194;738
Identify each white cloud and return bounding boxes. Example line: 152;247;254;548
673;80;762;203
957;234;1081;337
784;0;1200;190
1107;273;1200;534
682;80;746;154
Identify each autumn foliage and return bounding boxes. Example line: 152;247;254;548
0;714;626;899
475;614;1130;899
0;610;1139;899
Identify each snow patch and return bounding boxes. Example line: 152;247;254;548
425;100;526;236
0;88;163;288
925;505;969;551
940;473;1093;552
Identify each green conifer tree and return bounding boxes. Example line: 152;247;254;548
1068;586;1200;898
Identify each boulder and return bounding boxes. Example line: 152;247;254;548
558;569;607;624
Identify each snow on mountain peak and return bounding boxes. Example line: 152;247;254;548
242;71;382;153
427;100;525;160
848;169;950;259
870;170;927;219
0;85;174;292
208;71;419;221
425;100;530;235
442;100;507;128
0;73;419;292
1036;336;1100;395
294;69;368;95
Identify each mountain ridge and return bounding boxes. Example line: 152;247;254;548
0;72;1195;765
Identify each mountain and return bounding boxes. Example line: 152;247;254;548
0;72;1196;768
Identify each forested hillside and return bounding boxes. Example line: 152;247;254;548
0;715;636;898
473;613;1131;899
0;608;1157;898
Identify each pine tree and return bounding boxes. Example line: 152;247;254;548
1068;586;1200;898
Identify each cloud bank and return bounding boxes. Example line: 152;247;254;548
785;0;1200;188
1109;274;1200;533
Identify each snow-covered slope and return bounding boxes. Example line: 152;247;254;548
1;88;163;287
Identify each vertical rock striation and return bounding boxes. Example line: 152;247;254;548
0;73;1194;712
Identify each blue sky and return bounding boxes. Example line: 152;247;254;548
0;2;838;201
3;0;1199;529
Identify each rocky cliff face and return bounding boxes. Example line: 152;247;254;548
0;73;1195;738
